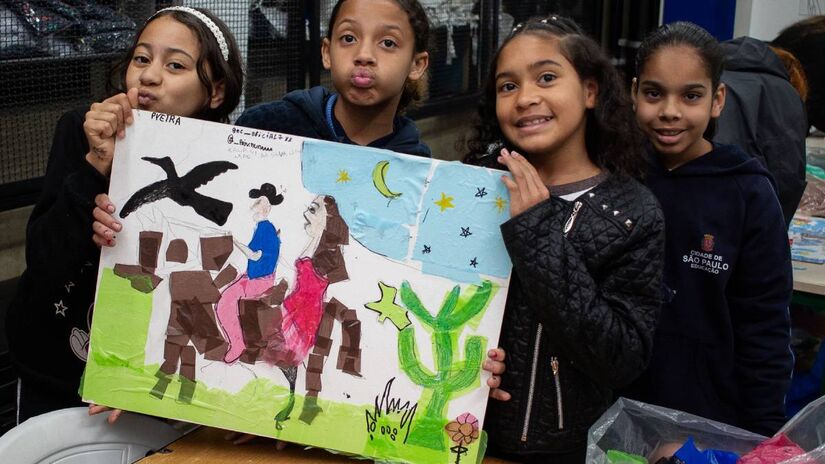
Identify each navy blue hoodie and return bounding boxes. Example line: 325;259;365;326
624;143;793;436
715;37;808;227
235;86;431;157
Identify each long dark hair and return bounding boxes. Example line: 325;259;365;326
108;8;244;123
635;21;724;138
327;0;430;113
312;196;350;284
462;15;645;179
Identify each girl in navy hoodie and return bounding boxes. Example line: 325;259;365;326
626;21;794;436
234;0;432;157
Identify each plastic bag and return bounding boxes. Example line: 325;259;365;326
586;398;767;463
673;437;739;464
729;395;825;463
777;394;825;463
739;434;806;463
778;444;825;464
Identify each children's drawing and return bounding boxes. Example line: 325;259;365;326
259;195;363;428
83;110;512;464
120;156;238;225
372;160;403;199
445;412;480;464
394;280;493;451
215;183;284;364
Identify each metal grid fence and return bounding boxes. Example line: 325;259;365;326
0;0;660;211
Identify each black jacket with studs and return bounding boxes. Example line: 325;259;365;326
485;173;665;457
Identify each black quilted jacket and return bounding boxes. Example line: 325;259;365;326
485;174;665;457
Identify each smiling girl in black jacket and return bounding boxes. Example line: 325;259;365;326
463;15;665;463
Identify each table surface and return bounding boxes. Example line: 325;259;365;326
139;426;516;463
793;260;825;297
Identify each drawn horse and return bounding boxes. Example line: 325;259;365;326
224;195;362;428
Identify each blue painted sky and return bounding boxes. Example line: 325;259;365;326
301;140;511;282
412;162;512;281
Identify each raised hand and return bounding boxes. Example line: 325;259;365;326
92;193;121;248
497;148;550;217
484;348;511;401
83;88;138;177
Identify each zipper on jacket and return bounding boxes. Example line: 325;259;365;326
551;356;564;430
563;201;583;237
520;324;543;442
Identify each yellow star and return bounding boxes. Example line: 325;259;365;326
494;196;507;213
336;170;351;183
434;192;455;212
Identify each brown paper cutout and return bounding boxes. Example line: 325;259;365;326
340;319;361;350
166;238;188;263
139;231;163;270
305;354;324;393
180;346;196;381
160;341;183;375
200;235;233;271
260;279;289;307
170;271;221;303
313;336;332;356
212;264;238;289
113;264;163;293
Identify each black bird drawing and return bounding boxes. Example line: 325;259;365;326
120;156;239;226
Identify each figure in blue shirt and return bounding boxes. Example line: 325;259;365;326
217;183;284;363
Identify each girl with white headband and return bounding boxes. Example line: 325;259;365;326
6;7;243;424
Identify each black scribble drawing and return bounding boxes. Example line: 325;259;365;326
459;227;472;238
475;187;487;198
120;157;238;225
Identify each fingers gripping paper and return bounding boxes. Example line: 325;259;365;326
83;110;512;464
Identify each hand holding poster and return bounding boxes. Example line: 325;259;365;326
82;110;512;463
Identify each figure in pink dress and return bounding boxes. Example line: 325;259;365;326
236;195;362;428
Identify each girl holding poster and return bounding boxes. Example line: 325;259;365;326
463;15;665;463
6;6;243;423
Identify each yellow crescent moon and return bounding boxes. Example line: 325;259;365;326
372;160;402;199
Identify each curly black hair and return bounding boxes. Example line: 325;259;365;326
462;14;645;179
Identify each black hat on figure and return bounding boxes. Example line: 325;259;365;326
249;183;284;205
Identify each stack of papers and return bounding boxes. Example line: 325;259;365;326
790;215;825;264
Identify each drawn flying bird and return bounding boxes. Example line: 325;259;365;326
120;156;238;226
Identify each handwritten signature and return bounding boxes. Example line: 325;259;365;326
365;377;417;444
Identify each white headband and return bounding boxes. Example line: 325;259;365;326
151;6;230;62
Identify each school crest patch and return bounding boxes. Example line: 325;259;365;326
701;234;715;253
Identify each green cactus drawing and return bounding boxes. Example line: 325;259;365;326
397;280;493;451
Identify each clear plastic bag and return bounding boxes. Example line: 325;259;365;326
776;395;825;463
586;397;767;463
778;445;825;464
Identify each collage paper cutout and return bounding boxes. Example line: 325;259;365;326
82;110;512;464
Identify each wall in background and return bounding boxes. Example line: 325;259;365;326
734;0;823;40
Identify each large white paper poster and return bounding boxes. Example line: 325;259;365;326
82;110;512;463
